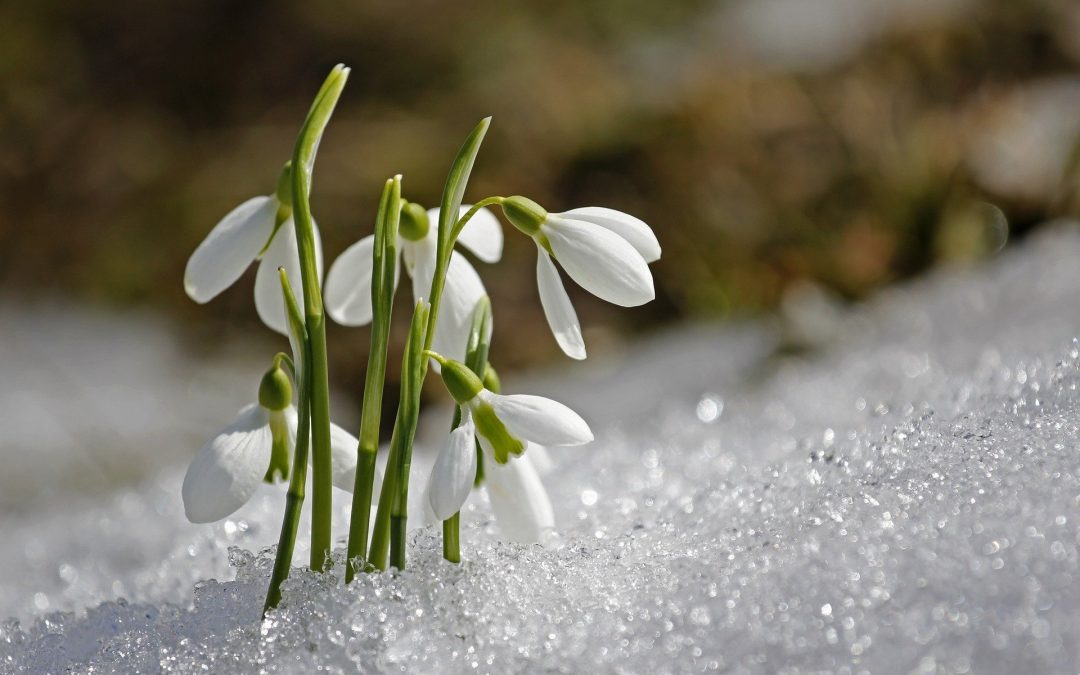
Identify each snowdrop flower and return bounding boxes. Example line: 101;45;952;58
324;203;502;362
484;452;554;543
181;363;363;524
183;163;324;335
424;433;556;543
424;354;592;540
500;196;660;360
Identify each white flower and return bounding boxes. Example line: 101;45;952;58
181;402;367;524
484;452;554;543
425;361;591;541
504;198;660;360
425;431;562;544
324;205;501;362
183;193;324;335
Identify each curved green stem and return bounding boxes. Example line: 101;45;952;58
290;64;349;571
448;196;505;243
271;352;296;380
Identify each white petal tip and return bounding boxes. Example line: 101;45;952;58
563;345;587;360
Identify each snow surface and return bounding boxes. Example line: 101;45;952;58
6;224;1080;672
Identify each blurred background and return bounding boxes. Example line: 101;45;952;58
3;0;1080;504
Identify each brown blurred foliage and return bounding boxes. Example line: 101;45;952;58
2;0;1080;389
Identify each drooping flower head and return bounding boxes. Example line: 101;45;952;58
500;196;660;360
424;354;592;541
181;359;365;524
323;203;502;362
183;162;324;335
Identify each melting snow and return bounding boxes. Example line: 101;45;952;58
5;224;1080;672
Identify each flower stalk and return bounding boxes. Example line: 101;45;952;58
290;64;349;570
345;175;401;582
368;300;428;569
368;118;492;570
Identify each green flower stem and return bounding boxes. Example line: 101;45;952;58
442;297;493;563
390;302;429;570
367;411;400;571
291;64;349;570
369;301;428;570
370;118;492;570
448;196;506;243
346;175;401;582
367;301;427;570
264;270;311;615
442;515;461;563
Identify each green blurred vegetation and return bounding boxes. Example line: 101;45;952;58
2;0;1080;382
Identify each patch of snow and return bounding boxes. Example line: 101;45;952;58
5;224;1080;671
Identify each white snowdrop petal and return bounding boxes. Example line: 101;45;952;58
485;454;554;543
449;205;504;263
526;444;555;476
181;404;272;523
560;207;661;262
429;251;488;364
324;235;377;326
545;218;654;307
255;221;325;335
328;421;362;493
428;413;478;520
283;405;299;441
420;474;440;526
488;393;594;446
536;251;586;360
184;196;276;303
406;236;437;300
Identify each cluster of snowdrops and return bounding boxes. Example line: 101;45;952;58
179;66;660;612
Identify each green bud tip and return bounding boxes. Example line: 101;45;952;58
399;201;430;242
275;161;294;208
258;365;293;411
501;196;548;237
427;351;484;404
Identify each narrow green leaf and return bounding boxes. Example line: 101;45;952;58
437;117;491;249
294;64;350;190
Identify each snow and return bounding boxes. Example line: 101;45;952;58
5;224;1080;672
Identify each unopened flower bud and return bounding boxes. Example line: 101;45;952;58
258;365;293;411
429;352;484;404
502;196;547;237
399;201;431;241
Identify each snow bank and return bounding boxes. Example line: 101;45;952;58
5;224;1080;672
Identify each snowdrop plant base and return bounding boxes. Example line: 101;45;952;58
180;64;659;611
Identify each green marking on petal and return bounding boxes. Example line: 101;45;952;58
264;410;291;483
473;401;524;464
